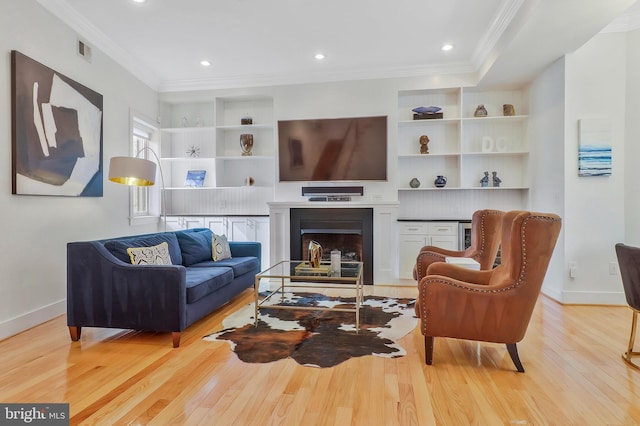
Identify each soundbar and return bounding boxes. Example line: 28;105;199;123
301;186;364;197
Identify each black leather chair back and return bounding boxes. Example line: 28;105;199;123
615;243;640;311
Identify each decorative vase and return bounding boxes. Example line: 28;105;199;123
419;135;430;154
240;134;254;156
503;104;515;116
434;175;447;188
474;104;488;117
308;240;323;268
409;178;421;188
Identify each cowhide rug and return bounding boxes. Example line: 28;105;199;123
203;292;417;368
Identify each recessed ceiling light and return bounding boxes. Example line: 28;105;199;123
441;44;454;52
132;0;147;3
314;53;326;60
200;60;211;67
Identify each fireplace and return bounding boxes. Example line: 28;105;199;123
290;208;373;284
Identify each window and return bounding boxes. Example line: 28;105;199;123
132;128;150;217
130;115;160;226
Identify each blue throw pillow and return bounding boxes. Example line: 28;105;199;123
104;233;183;265
176;229;213;266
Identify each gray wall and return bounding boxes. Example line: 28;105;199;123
0;0;158;339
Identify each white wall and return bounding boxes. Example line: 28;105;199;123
625;28;640;244
562;32;627;304
160;73;479;210
528;57;566;301
0;0;159;339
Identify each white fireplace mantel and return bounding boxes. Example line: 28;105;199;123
268;201;399;284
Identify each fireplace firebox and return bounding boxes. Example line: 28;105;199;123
290;208;373;284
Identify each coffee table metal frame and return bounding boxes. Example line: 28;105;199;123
254;260;364;329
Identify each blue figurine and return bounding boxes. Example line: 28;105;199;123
492;171;502;187
480;171;489;187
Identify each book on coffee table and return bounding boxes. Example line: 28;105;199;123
445;257;480;270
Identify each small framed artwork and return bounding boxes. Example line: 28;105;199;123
11;50;104;196
578;118;612;177
185;170;206;187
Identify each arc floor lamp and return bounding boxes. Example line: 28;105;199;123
108;147;167;231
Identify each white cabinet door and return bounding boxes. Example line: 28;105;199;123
429;235;457;251
165;216;204;230
399;234;427;280
227;217;250;241
204;216;228;236
183;216;205;229
165;216;185;231
398;221;459;279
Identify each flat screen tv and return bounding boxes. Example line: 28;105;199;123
278;115;387;182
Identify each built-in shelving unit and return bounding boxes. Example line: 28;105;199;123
396;87;529;192
159;96;275;215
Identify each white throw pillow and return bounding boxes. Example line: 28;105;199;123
127;242;172;265
212;234;232;261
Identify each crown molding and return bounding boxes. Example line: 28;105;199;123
601;3;640;33
158;62;476;92
471;0;526;70
36;0;161;90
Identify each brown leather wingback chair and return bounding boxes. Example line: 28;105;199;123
614;243;640;370
413;209;505;282
416;210;562;372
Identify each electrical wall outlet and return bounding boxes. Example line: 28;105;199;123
609;262;619;275
568;261;577;278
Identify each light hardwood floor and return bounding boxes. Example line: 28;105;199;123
1;285;640;425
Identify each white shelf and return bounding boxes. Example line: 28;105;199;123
216;124;273;130
397;86;529;197
161;126;216;133
159;95;275;215
398;186;529;191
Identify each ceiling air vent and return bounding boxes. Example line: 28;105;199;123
77;39;92;63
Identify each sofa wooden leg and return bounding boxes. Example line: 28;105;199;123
425;336;434;365
506;343;525;373
172;332;181;348
69;326;81;342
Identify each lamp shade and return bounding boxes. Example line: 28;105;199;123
108;156;156;186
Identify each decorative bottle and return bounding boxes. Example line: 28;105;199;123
434;175;447;188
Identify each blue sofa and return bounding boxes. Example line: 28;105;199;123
66;228;261;347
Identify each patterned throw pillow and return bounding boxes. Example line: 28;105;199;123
212;234;232;261
127;242;172;265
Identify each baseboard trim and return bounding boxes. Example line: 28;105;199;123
0;299;66;341
560;290;626;305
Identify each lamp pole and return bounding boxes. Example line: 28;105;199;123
135;146;167;232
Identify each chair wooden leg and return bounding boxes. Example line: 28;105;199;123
172;332;181;348
622;310;640;370
506;343;525;373
68;326;81;342
425;336;434;365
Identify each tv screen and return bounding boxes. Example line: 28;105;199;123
278;116;387;182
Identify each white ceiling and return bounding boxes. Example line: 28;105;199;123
37;0;639;92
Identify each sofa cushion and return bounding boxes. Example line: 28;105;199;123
176;229;213;266
185;266;234;304
104;233;182;265
213;233;232;261
190;257;260;278
127;242;172;265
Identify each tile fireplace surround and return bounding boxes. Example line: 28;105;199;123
268;202;399;285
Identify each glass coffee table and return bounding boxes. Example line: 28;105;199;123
254;260;364;329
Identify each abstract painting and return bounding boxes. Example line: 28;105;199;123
11;50;103;196
578;118;612;177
